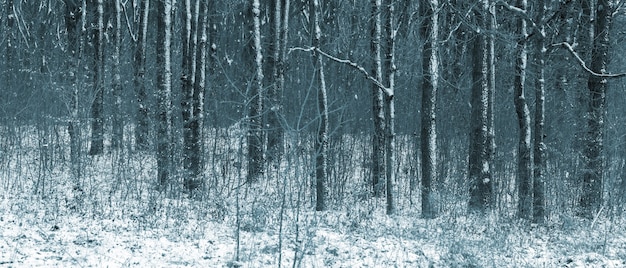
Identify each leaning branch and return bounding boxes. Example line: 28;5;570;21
554;42;626;78
289;46;393;97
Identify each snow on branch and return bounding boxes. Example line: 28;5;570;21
554;42;626;78
496;0;538;30
289;46;393;97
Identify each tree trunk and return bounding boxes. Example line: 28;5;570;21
383;0;396;215
156;0;173;191
247;0;264;183
185;0;208;194
111;0;124;149
266;0;289;164
580;0;611;219
370;0;385;197
514;0;532;220
182;0;204;193
468;0;492;213
311;0;328;211
64;0;83;187
134;0;150;151
89;0;104;155
419;0;438;219
533;0;546;224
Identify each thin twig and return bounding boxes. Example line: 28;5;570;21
554;42;626;78
289;47;393;97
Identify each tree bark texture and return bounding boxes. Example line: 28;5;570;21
111;0;124;149
419;0;438;219
89;0;104;155
514;0;532;220
533;0;547;224
247;0;264;183
468;0;493;213
156;0;173;191
370;0;385;197
265;0;289;164
134;0;150;151
580;0;611;219
181;0;206;193
64;0;83;184
383;0;396;215
312;0;328;211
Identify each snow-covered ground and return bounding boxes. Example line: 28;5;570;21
2;192;625;267
1;129;625;267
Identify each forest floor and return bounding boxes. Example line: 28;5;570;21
1;191;625;267
0;131;625;267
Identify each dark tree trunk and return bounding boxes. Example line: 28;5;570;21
580;0;611;219
265;0;289;164
247;0;264;183
419;0;438;219
514;0;532;220
311;0;328;211
64;0;83;186
533;0;547;224
181;0;205;194
89;0;104;155
185;0;208;194
156;0;173;191
134;0;150;151
111;0;124;149
370;0;385;197
383;0;396;215
468;0;493;213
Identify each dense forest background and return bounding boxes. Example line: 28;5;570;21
1;0;626;266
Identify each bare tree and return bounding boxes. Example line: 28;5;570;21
420;0;438;219
580;0;612;219
383;0;396;215
533;0;546;224
370;0;385;197
88;0;104;155
63;0;83;187
134;0;150;151
181;0;207;194
514;0;532;220
468;0;493;213
188;0;208;193
311;0;328;211
247;0;264;183
111;0;123;149
156;0;173;190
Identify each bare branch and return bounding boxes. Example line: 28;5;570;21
554;42;626;78
496;0;538;31
289;46;393;97
120;1;138;42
